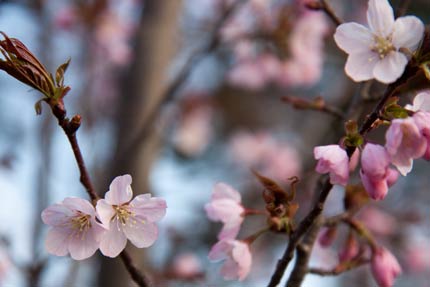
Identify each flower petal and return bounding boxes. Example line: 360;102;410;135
218;220;242;240
99;221;127;258
373;52;407;84
68;231;99;260
366;0;394;37
334;23;373;54
45;228;70;256
345;51;378;82
231;241;252;281
392;16;424;52
212;183;241;203
41;204;73;226
208;240;231;261
123;221;158;248
96;199;115;227
62;197;95;216
105;175;133;205
130;194;167;222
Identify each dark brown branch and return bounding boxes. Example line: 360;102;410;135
122;0;247;157
120;252;151;287
267;177;333;287
285;216;322;287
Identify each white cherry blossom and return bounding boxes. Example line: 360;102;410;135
334;0;424;84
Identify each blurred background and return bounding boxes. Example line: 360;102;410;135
0;0;429;286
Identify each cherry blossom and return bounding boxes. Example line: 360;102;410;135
360;143;398;200
205;183;245;240
208;239;252;281
96;175;167;258
385;117;427;175
314;145;349;186
371;247;402;287
413;111;430;160
405;91;430;112
334;0;424;84
171;253;203;279
41;197;105;260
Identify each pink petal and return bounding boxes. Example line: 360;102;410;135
334;23;373;54
409;92;430;112
220;256;240;280
231;241;252;281
205;199;243;223
105;175;133;205
386;168;399;187
366;0;394;38
99;222;128;258
392;16;424;52
130;194;167;222
208;240;231;261
345;51;378;82
373;52;408;84
123;221;158;248
360;170;388;200
62;197;95;216
96;199;115;227
361;144;390;177
45;228;70;256
218;221;242;240
41;204;73;226
212;183;241;203
68;231;100;260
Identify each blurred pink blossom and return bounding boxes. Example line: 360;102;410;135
205;183;245;240
371;246;402;287
230;132;301;181
54;7;77;30
314;145;349;186
171;252;203;279
404;240;430;273
413;111;430;160
360;143;398;200
357;206;396;236
173;103;213;157
96;175;167;257
318;227;337;248
208;239;252;281
41;197;105;260
334;0;424;84
385;117;427;176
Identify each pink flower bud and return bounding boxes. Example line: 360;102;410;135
338;233;359;263
314;145;349;186
360;144;398;200
371;247;402;287
318;227;337;247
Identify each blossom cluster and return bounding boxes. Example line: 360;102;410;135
314;92;430;200
41;175;167;260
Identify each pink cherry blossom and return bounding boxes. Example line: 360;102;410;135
334;0;424;84
360;143;398;200
314;145;349;186
96;175;167;258
405;91;430;112
318;227;337;248
413;111;430;160
171;252;203;279
208;239;252;281
371;247;402;287
41;197;105;260
385;117;427;175
357;206;396;236
205;183;245;240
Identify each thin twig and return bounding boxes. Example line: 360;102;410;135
122;0;247;158
308;259;369;276
320;0;342;26
49;102;150;287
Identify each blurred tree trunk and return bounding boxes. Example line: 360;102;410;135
98;1;181;286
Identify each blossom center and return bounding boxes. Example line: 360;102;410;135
372;35;394;59
112;204;143;230
70;212;92;233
